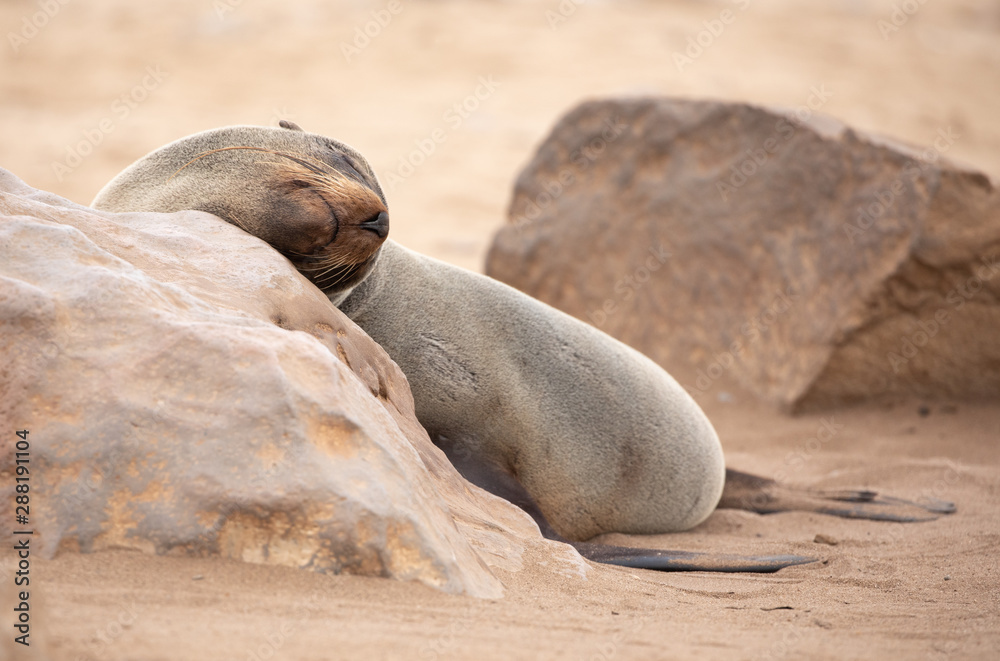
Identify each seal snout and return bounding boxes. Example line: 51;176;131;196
359;211;389;239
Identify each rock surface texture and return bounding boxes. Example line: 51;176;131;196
486;98;1000;410
0;170;569;598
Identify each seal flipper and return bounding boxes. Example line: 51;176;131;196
468;471;818;572
719;469;956;522
573;542;815;573
439;443;817;573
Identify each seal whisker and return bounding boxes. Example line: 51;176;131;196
308;262;353;280
319;266;360;288
300;250;356;274
310;255;358;281
313;265;355;285
215;209;253;235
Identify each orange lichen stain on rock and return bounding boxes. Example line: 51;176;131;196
55;536;81;554
266;511;323;567
43;459;85;484
358;364;382;398
335;342;351;368
217;509;323;568
195;509;221;530
384;520;446;588
351;515;376;549
132;478;174;503
254;442;286;467
52;402;82;427
28;394;63;421
105;488;138;526
89;488;156;555
306;414;364;459
124;452;166;480
218;512;270;564
346;518;390;577
125;456;143;478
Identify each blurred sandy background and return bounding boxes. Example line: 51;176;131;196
3;0;999;273
3;0;999;659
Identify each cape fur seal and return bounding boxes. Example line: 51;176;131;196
92;122;953;572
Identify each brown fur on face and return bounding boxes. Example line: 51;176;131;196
272;158;387;231
268;157;388;290
169;145;389;291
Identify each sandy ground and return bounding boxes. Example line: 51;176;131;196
22;400;1000;661
2;0;999;659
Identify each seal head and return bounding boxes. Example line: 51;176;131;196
92;122;388;299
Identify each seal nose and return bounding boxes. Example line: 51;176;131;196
359;211;389;239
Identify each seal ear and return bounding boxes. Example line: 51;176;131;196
279;120;304;132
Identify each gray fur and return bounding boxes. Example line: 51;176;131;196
93;125;725;541
341;242;724;539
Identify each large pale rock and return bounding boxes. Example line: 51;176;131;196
0;169;569;598
486;98;1000;410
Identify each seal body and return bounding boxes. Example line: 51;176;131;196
92;124;726;541
340;241;726;540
